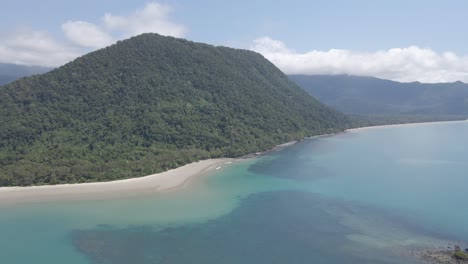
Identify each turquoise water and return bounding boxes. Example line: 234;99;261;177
1;121;467;263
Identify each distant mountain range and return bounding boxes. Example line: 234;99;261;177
290;74;468;122
0;34;349;186
0;63;52;85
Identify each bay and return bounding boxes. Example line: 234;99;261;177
1;121;467;263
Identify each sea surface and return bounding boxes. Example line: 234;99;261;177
1;121;467;264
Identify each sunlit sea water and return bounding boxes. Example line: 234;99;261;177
1;121;467;263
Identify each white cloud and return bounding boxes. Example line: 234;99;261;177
0;2;186;67
62;2;186;49
62;21;114;48
103;2;186;38
252;37;468;83
0;31;80;67
62;2;187;48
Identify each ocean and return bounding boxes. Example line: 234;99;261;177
1;121;467;263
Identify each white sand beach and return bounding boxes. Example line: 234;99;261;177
0;158;233;205
0;137;299;205
346;119;468;132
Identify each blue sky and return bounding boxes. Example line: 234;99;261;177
1;0;468;82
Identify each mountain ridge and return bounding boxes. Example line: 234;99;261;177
290;74;468;118
0;63;52;85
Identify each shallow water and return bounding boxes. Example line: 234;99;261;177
1;121;467;263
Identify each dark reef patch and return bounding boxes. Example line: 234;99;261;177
72;191;424;264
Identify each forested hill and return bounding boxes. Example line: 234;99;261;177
0;63;52;85
290;74;468;121
0;33;349;186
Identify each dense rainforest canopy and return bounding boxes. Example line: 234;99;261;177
0;33;349;186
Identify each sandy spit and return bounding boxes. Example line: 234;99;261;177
0;158;233;205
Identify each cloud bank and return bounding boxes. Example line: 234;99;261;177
0;2;186;67
2;2;467;84
252;37;468;83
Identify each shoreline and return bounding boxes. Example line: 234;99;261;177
1;119;466;205
0;158;233;205
346;119;468;132
0;138;300;205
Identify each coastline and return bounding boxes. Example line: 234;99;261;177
1;119;466;205
0;138;299;205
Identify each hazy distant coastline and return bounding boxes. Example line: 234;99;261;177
347;119;468;132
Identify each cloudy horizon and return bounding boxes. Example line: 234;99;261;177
1;1;467;83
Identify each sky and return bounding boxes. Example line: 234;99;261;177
1;0;468;83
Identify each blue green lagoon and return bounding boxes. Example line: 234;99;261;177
1;121;467;263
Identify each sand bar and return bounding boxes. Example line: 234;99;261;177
0;158;232;205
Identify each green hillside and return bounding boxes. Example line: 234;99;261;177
0;34;349;186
